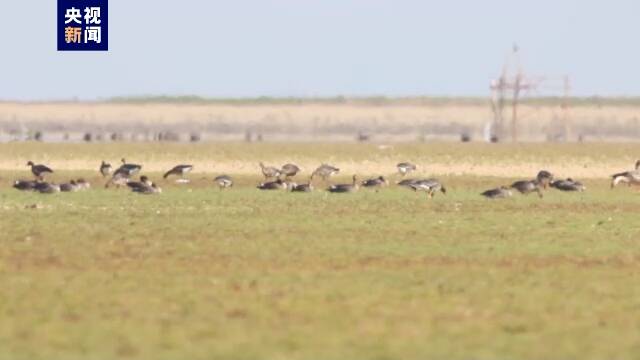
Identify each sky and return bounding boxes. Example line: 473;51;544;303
1;0;638;100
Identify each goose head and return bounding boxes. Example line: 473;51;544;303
26;161;34;167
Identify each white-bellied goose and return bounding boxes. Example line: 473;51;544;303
281;163;301;179
60;180;80;192
311;164;340;181
361;176;389;189
611;160;640;188
100;161;112;177
481;186;512;199
105;172;129;189
13;179;37;191
551;178;586;192
164;164;193;179
126;176;152;192
75;178;91;190
328;175;359;193
397;162;417;176
214;175;233;189
27;161;53;180
257;178;287;190
259;162;281;180
409;179;447;198
289;181;314;193
536;170;554;189
132;182;162;194
114;158;142;177
397;178;419;188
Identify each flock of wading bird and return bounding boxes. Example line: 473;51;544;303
10;159;640;198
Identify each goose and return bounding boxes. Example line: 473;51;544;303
311;164;340;181
611;160;640;188
509;180;543;198
397;162;417;176
27;161;53;180
214;175;233;190
536;170;554;189
551;178;586;192
35;182;60;194
289;180;314;193
126;176;152;192
481;186;512;199
397;178;419;188
114;158;142;177
257;178;287;190
361;176;389;189
13;179;37;191
132;182;162;194
281;163;301;179
409;179;447;198
105;172;129;189
60;180;80;192
75;178;91;190
259;162;281;180
100;161;112;177
328;175;359;193
163;164;193;179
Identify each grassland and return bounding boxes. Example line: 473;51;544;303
1;142;640;360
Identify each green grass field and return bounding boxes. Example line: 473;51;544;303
1;142;640;359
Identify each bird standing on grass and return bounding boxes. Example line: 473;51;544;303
164;164;194;182
409;179;447;198
611;160;640;188
100;161;112;177
397;162;417;177
311;164;340;181
281;163;301;179
214;175;233;190
259;162;281;180
27;161;53;180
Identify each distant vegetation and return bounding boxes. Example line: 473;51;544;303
106;95;640;107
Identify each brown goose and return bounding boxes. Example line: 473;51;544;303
611;160;640;188
259;162;281;180
214;175;233;190
361;176;389;189
75;178;91;190
132;182;162;194
328;175;359;193
551;178;586;192
27;161;53;180
60;180;80;192
114;158;142;177
257;178;287;190
281;163;301;179
311;164;340;181
163;164;193;179
409;179;447;198
126;176;152;192
509;180;543;198
397;162;417;176
481;186;512;199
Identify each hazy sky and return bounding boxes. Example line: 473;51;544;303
1;0;638;100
